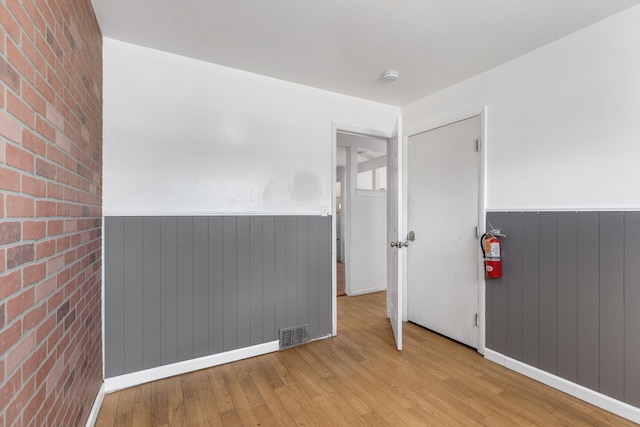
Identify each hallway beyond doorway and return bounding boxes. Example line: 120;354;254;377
337;261;346;297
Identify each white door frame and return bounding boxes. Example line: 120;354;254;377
331;123;393;337
403;106;488;354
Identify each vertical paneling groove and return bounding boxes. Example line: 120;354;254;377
177;218;195;361
123;217;144;373
599;212;624;401
556;212;578;383
624;212;640;406
193;217;210;358
488;212;508;354
160;217;178;365
262;218;276;341
105;215;332;378
104;217;125;377
538;212;558;374
577;212;600;391
236;217;251;348
286;217;299;326
223;217;238;351
250;217;264;346
297;217;309;326
506;213;523;360
208;217;224;354
274;217;287;334
142;217;161;369
318;216;331;334
521;212;540;367
308;217;320;339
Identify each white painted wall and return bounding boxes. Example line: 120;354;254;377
103;38;399;215
403;6;640;211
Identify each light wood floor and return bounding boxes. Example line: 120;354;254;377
97;292;637;426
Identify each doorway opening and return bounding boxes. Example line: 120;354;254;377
336;133;388;299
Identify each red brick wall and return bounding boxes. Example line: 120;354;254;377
0;1;103;426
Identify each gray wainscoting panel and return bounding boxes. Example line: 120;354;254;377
194;216;210;358
250;217;264;346
223;216;238;351
599;212;624;401
556;212;578;383
208;217;224;354
142;217;161;369
177;218;195;361
521;212;540;367
506;213;523;361
123;217;144;373
625;212;640;407
160;217;178;365
538;212;558;375
104;215;332;378
104;217;125;378
237;216;251;350
262;218;276;342
318;216;332;334
486;211;640;408
576;212;599;391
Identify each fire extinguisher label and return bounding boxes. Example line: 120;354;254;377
489;242;500;258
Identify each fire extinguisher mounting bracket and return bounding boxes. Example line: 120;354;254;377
486;222;507;238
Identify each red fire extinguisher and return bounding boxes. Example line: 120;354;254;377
481;233;502;279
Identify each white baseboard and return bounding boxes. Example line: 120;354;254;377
85;383;105;427
104;341;279;393
346;285;386;296
484;349;640;424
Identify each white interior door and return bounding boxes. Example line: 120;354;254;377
407;116;479;348
387;117;402;350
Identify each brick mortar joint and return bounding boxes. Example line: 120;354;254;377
0;239;102;293
0;263;102;350
1;148;104;190
0;58;102;162
1;298;102;425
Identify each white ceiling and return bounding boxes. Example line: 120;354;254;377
92;0;639;106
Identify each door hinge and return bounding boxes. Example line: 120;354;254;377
475;138;480;152
474;313;479;326
475;226;480;239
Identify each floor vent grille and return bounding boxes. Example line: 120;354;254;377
279;324;309;350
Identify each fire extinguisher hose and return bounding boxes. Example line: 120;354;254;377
480;233;489;258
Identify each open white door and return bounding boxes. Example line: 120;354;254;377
387;117;403;350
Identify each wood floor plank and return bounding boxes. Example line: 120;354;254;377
165;376;188;426
148;379;169;426
191;369;225;426
95;393;119;427
96;291;638;426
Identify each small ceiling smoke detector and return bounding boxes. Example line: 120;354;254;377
382;69;399;82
